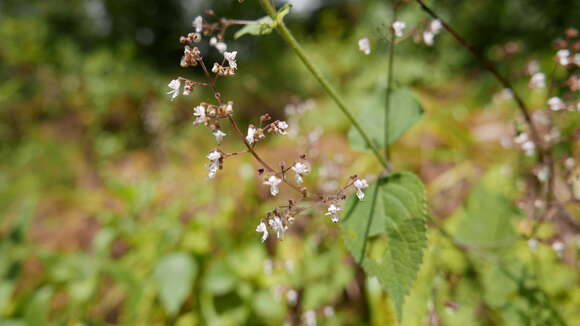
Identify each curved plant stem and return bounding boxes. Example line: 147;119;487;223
258;0;391;171
415;0;543;161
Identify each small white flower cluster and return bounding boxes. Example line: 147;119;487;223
181;45;202;68
212;51;238;76
557;49;571;66
325;204;341;223
528;72;546;89
255;214;290;242
263;175;282;196
209;36;228;53
167;79;181;100
392;21;406;38
534;165;550;183
167;77;199;100
354;178;369;200
206;150;222;179
323;177;368;224
292;161;310;184
514;132;536;156
245;119;290;145
556;49;580;67
358;36;371;55
423;19;443;46
193;102;234;126
547;97;566;111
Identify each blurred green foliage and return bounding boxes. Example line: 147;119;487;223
0;0;578;325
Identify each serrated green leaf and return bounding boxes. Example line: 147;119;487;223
455;185;521;249
348;87;424;150
234;3;292;39
154;253;197;316
341;172;428;320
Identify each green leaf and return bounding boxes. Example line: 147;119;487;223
234;16;275;39
348;87;424;150
154;253;198;316
341;172;428;320
455;185;521;249
234;3;292;39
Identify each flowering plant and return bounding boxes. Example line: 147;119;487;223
167;0;578;323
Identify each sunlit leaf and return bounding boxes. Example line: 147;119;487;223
341;172;428;320
154;253;197;316
348;87;424;150
455;185;521;249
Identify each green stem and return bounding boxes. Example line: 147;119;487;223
384;10;397;161
258;0;390;171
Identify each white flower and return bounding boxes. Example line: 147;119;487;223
276;121;289;135
256;221;269;242
193;16;203;33
193;105;206;125
557;49;570;66
215;42;227;53
527;239;538;250
213;129;226;143
246;125;256;144
323;306;335;317
291;162;310;184
564;157;575;169
206;150;221;179
574;53;580;66
223;51;238;69
224;102;234;115
423;31;435;46
167;79;180;100
515;133;536;156
514;132;529;145
354;178;369;200
286;289;298;306
552;241;565;253
263;259;273;274
529;72;546;89
303;310;316;326
521;140;536;156
358;37;371;55
392;21;406;37
209;36;228;53
264;175;282;196
548;97;565;111
535;166;549;182
325;204;341;223
430;19;442;33
268;216;286;239
527;60;540;74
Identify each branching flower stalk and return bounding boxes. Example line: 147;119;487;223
168;15;371;243
413;0;579;246
414;0;544;160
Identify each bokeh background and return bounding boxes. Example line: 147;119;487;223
1;0;579;325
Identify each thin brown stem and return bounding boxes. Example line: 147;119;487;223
197;57;317;200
